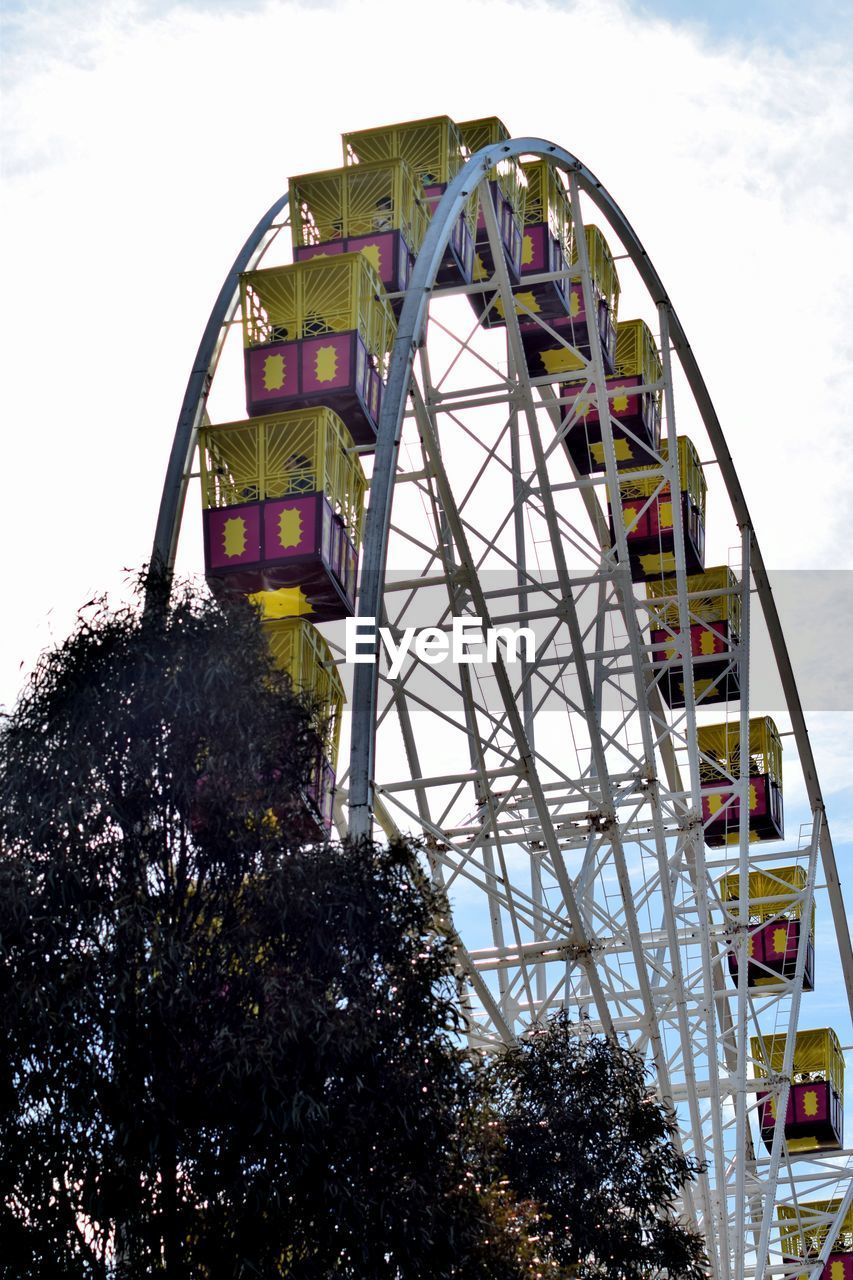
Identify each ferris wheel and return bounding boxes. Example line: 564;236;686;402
151;117;853;1280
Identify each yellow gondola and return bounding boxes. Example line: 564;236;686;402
262;615;345;834
559;318;662;476
521;224;620;377
199;407;365;620
778;1199;853;1280
611;435;705;583
457;117;526;298
241;253;396;448
752;1028;844;1154
646;566;740;706
698;716;783;846
289;158;430;314
342;115;475;284
719;866;814;990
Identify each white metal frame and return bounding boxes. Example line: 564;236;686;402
150;137;852;1280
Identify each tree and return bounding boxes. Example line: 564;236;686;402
0;579;531;1279
487;1011;709;1280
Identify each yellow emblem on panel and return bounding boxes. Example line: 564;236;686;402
802;1090;819;1118
707;792;723;816
472;252;487;282
263;354;286;391
700;629;718;655
830;1261;844;1280
569;290;580;317
639;551;676;574
658;500;673;530
541;346;584;375
612;387;629;413
521;233;534;267
749;783;757;810
277;507;303;549
514;291;540;317
222;516;247;559
747;934;754;959
360;242;382;275
314;345;338;384
693;678;714;698
590;439;632;465
622;504;639;530
772;926;788;955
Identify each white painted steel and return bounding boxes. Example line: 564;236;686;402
149;137;852;1280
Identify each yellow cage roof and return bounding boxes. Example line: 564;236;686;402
199;407;365;545
458;116;526;221
241;252;396;364
751;1027;844;1092
288;157;430;254
521;158;572;259
573;225;620;318
343;115;464;187
646;566;741;631
618;434;706;510
613;319;662;384
457;115;511;151
720;866;814;926
778;1199;853;1253
697;715;782;783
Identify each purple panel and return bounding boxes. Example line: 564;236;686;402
294;242;345;263
762;918;800;964
520;223;549;274
563;376;642;427
793;1082;830;1128
726;921;765;985
751;774;768;819
245;342;299;414
205;504;262;570
422;182;446;214
300;333;353;394
346;231;400;289
262;495;319;562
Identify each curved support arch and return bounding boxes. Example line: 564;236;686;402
150;192;289;572
346;137;853;1020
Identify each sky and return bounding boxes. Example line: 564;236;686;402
2;0;852;1051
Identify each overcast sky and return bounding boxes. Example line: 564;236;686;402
2;1;852;976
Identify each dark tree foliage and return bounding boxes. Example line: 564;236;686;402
488;1011;709;1280
0;580;529;1279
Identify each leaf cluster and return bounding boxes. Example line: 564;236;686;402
486;1010;709;1279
